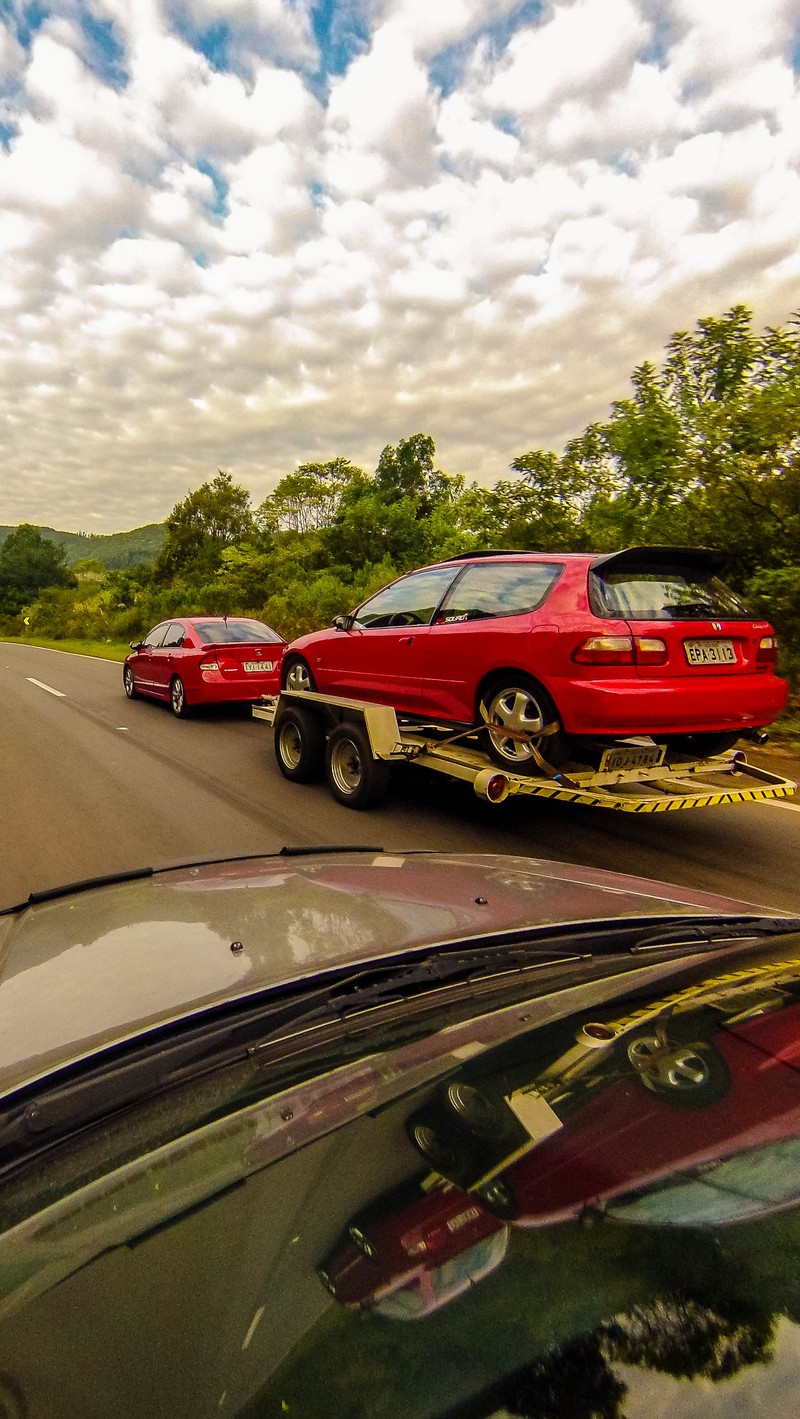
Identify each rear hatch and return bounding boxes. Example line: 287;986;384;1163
588;547;770;679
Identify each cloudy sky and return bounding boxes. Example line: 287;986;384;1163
1;0;799;533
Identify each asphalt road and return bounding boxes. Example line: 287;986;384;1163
2;642;799;913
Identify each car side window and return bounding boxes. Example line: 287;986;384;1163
162;623;186;648
435;563;563;622
356;567;460;628
143;625;168;649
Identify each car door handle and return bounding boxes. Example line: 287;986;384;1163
399;636;413;646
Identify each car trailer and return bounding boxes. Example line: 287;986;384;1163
253;690;797;813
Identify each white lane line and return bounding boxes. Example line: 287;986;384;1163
27;677;66;698
757;798;800;813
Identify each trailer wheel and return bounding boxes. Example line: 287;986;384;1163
325;722;390;809
274;705;326;783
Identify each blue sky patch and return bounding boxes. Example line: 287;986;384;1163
192;20;231;74
196;158;229;220
638;11;673;67
79;12;128;89
792;29;800;71
309;0;369;78
0;0;48;49
0;117;17;150
430;1;542;97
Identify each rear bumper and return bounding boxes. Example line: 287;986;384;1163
197;673;281;704
557;672;789;737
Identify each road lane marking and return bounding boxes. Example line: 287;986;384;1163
27;678;65;698
757;798;800;813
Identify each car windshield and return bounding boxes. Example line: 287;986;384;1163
590;567;753;620
192;620;283;644
4;933;800;1417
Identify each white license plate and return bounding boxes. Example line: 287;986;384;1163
684;639;736;666
446;1207;480;1232
600;744;666;772
243;660;273;673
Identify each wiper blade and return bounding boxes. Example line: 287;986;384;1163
0;944;591;1161
3;913;798;1159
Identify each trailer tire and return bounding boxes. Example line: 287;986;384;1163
325;722;390;809
274;705;326;783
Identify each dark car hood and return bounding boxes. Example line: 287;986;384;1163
0;850;766;1099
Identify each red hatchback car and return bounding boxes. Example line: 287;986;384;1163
283;547;787;767
124;616;286;716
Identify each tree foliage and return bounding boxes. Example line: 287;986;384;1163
154;470;255;582
0;524;74;614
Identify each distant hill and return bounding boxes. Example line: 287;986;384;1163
0;522;164;569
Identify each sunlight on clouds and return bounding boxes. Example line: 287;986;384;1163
0;0;798;528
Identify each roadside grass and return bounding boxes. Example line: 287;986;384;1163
0;635;130;661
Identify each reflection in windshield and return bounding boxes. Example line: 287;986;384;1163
3;941;800;1415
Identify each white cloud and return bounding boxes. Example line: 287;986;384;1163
0;0;798;530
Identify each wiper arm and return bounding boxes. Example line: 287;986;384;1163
0;944;591;1162
3;913;798;1159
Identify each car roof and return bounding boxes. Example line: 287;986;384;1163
0;850;764;1101
439;545;725;570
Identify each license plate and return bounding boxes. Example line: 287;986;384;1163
599;744;666;772
684;639;736;666
446;1207;480;1232
243;660;273;673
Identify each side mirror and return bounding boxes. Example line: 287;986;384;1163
129;640;143;650
332;614;350;631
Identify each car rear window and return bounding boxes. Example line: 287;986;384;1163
436;562;563;622
193;620;283;644
590;568;753;621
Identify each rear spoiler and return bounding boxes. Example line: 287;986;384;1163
590;546;727;574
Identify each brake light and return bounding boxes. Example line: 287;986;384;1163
756;635;777;664
573;635;668;666
573;635;634;665
634;636;668;666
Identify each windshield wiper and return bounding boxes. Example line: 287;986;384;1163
1;913;798;1161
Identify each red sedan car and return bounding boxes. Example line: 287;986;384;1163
319;1177;508;1319
124;616;285;716
282;547;787;767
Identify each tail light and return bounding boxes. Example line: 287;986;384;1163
634;636;668;666
573;635;667;666
573;635;634;665
756;635;777;664
200;655;238;674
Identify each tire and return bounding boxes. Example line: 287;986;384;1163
123;665;138;700
406;1117;474;1184
325;722;390;810
473;1178;519;1221
274;705;325;783
662;731;741;759
625;1033;731;1108
170;676;190;718
446;1083;515;1140
282;655;316;694
480;676;568;772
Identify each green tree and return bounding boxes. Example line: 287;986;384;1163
258;459;365;534
0;524;74;615
154;471;255;583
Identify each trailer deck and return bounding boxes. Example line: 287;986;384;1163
254;691;797;812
